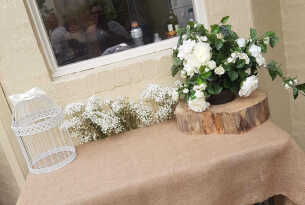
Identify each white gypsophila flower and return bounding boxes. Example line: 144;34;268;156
86;96;101;112
130;102;154;127
188;97;210;112
214;66;225;76
142;84;178;106
171;89;179;102
207;60;217;70
64;103;85;116
245;68;251;75
264;37;270;45
249;44;262;58
110;97;128;114
239;75;259;97
104;99;111;106
236;38;246;48
154;105;173;123
177;39;196;60
84;110;123;136
60;117;83;131
183;88;189;94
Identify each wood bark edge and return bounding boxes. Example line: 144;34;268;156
175;90;270;135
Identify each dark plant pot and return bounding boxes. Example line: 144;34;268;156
207;90;236;105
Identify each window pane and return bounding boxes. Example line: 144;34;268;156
36;0;195;67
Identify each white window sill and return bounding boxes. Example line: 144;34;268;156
52;37;178;78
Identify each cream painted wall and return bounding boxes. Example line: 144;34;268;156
0;0;303;203
250;0;292;134
279;0;305;150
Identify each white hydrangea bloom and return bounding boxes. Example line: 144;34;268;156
214;66;225;76
239;75;259;97
195;90;204;98
217;33;224;39
255;54;266;67
188;97;210;112
183;88;189;94
181;70;187;79
207;60;217;70
200;36;208;42
249;44;261;57
227;52;250;64
264;37;270;45
236;38;246;48
177;39;196;60
182;42;212;77
248;44;265;66
192;42;212;65
245;68;251;75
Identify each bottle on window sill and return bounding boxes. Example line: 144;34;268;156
188;8;195;22
130;21;144;47
154;33;162;42
167;0;178;38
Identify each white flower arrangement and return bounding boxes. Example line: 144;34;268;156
62;84;179;145
172;16;305;112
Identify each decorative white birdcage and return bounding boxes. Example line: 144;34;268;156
10;88;76;174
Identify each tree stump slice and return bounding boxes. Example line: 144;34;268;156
175;90;270;135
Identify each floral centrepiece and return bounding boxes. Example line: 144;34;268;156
172;16;305;112
61;84;179;144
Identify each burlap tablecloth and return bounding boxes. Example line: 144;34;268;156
17;120;305;205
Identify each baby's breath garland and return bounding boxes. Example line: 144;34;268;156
61;84;179;145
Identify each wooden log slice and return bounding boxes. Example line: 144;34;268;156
175;90;270;135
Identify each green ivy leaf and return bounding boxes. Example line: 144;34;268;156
171;65;180;77
250;28;257;41
200;72;212;80
228;71;239;81
211;24;220;34
208;84;223;95
221;16;230;24
236;60;246;69
293;87;299;99
215;39;224;50
267;61;283;80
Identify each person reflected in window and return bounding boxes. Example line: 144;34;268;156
46;13;74;66
88;4;130;54
65;17;88;60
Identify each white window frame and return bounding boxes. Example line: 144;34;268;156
25;0;208;78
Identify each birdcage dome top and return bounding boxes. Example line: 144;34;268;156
10;88;64;137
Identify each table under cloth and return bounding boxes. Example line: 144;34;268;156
17;120;305;205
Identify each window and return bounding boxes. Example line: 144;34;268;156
27;0;207;77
